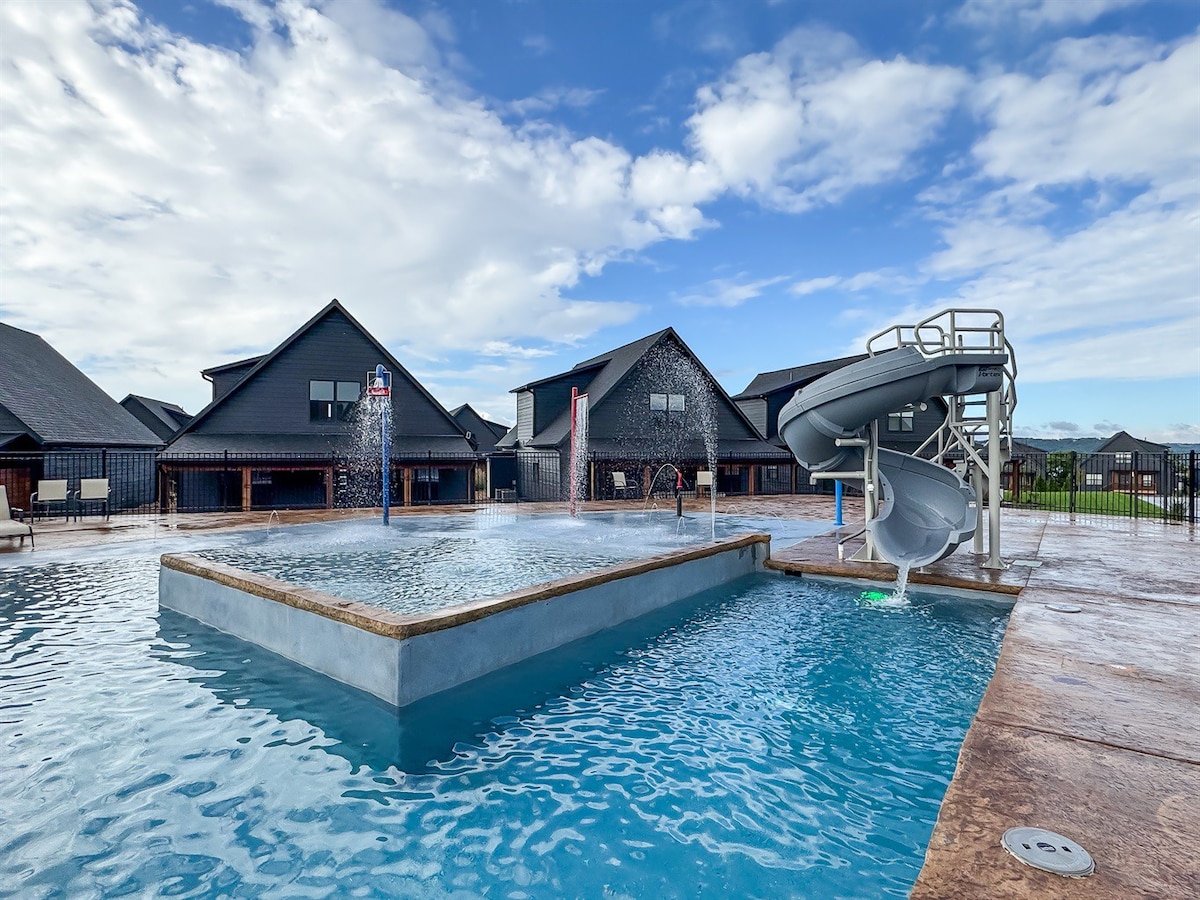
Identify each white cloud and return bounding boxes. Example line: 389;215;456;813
0;0;702;409
790;275;841;295
675;274;788;307
957;0;1147;30
912;32;1200;386
684;27;969;212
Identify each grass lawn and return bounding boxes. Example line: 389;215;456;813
1008;490;1166;517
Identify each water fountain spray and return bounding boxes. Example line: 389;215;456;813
367;365;392;525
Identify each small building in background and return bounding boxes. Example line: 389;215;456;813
120;395;193;442
1081;430;1172;494
450;404;509;453
160;299;476;512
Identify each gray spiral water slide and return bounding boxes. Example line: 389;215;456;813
777;346;1007;568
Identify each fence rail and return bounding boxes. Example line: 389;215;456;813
1;448;1195;523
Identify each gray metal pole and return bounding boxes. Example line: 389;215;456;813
985;390;1003;569
972;463;984;554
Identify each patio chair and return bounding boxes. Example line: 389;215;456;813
74;478;111;521
611;471;637;499
31;479;69;521
0;485;34;548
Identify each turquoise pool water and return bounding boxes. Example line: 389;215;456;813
196;511;826;615
0;530;1007;899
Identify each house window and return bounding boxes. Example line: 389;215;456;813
1086;473;1102;486
1114;452;1132;465
649;393;686;416
1141;474;1154;488
887;409;914;432
310;380;361;421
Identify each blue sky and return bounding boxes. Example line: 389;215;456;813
1;0;1197;442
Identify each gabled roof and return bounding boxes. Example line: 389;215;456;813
0;322;162;447
450;404;509;445
172;299;468;444
510;327;770;450
121;394;192;441
201;354;265;377
733;353;870;400
1095;430;1169;454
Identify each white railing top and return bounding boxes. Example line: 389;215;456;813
867;308;1007;357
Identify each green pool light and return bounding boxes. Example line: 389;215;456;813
861;590;890;601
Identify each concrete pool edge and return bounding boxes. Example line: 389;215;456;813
159;532;771;707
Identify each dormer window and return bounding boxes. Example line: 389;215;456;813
310;380;360;421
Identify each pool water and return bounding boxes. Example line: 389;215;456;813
195;511;827;615
0;533;1007;899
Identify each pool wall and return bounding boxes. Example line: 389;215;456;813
159;533;770;707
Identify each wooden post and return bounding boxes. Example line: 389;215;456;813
325;466;334;508
403;467;413;506
241;466;252;511
643;465;652;499
748;465;757;496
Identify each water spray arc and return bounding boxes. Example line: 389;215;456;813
368;365;392;526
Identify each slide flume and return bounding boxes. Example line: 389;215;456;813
777;347;1007;568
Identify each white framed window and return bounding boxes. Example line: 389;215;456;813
668;393;685;412
887;409;914;432
1085;473;1102;486
1141;474;1154;487
1114;452;1132;464
649;393;667;411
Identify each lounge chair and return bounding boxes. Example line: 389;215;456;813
74;478;110;520
611;471;637;499
0;486;34;548
31;479;70;521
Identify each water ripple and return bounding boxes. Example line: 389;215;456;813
1;537;1005;899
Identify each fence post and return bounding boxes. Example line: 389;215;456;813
1069;451;1077;514
1132;450;1139;519
1190;451;1197;525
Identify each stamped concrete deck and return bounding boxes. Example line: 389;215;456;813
911;514;1200;899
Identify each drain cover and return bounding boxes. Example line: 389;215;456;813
1046;603;1082;613
1001;827;1095;877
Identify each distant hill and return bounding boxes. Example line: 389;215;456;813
1015;437;1104;452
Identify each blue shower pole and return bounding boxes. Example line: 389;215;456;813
378;364;390;527
834;479;844;526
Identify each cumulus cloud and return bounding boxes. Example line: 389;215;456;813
683;27;969;212
915;32;1200;386
1047;420;1079;432
0;0;714;409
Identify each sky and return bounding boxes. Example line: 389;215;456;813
1;0;1197;443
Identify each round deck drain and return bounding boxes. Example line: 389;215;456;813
1046;603;1082;613
1001;827;1095;878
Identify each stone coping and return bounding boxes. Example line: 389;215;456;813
160;532;770;641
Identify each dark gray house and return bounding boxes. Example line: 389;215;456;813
450;404;509;452
0;321;162;510
495;327;791;499
120;394;193;442
1080;431;1171;494
160;300;476;511
734;354;950;456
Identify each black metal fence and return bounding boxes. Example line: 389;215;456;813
1005;450;1197;524
2;447;1194;523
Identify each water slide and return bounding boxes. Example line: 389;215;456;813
777;346;1007;568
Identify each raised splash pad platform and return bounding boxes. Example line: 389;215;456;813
160;532;769;708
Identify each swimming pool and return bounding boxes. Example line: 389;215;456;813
193;511;826;615
0;528;1007;899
